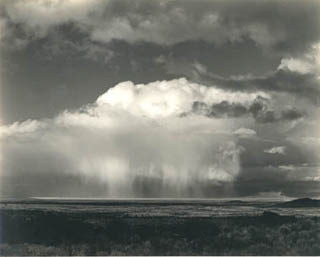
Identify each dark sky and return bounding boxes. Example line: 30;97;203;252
0;0;320;198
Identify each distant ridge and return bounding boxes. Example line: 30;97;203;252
274;198;320;208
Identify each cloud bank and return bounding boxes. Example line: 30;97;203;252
1;78;257;198
1;0;320;55
1;78;319;198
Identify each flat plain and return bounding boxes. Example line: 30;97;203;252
0;198;319;255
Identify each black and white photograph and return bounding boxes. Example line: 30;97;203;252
0;0;320;255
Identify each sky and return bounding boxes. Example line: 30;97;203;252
0;0;320;198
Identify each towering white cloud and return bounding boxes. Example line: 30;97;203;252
96;78;269;118
1;78;262;197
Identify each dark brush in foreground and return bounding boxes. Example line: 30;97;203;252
0;208;319;255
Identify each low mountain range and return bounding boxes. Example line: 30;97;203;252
273;198;320;208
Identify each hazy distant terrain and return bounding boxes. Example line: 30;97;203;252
1;198;320;217
1;198;319;255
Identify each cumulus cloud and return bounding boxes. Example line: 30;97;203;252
190;95;304;123
278;43;320;75
97;78;270;119
304;176;320;182
158;56;320;105
0;119;44;137
1;78;255;198
233;128;256;137
279;165;295;171
264;146;286;155
278;58;314;75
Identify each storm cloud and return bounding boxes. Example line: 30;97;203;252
1;79;248;198
0;0;320;198
1;0;320;53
